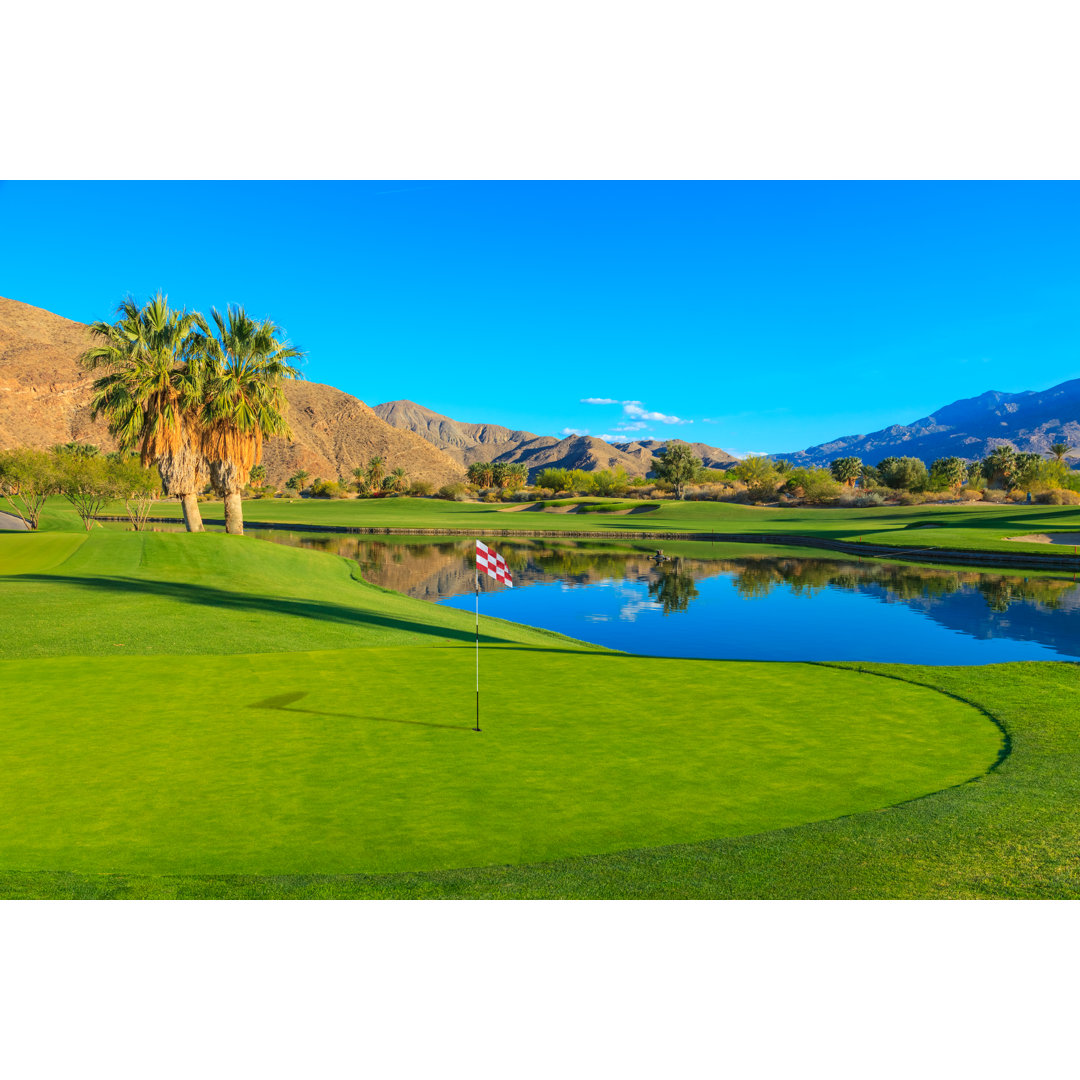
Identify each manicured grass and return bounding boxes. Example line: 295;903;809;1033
0;530;582;659
3;520;1078;898
101;493;1080;557
0;648;999;876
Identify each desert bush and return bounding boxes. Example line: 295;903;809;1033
897;491;926;506
1036;489;1080;505
438;482;467;500
959;488;983;501
310;479;345;498
839;492;886;508
408;480;434;497
981;488;1008;503
482;491;500;503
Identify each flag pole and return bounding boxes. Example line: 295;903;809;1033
474;559;481;732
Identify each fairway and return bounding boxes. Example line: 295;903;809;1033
0;648;1001;875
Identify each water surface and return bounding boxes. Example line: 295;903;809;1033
241;531;1080;664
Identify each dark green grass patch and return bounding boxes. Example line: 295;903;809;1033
0;648;999;876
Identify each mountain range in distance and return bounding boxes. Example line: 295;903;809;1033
778;379;1080;467
372;399;739;477
4;294;1078;482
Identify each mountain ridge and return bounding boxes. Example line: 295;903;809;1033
778;378;1080;466
0;296;465;490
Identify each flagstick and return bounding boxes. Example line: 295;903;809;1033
474;564;481;732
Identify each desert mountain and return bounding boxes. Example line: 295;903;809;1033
372;399;546;466
0;296;465;490
779;379;1080;467
374;399;739;478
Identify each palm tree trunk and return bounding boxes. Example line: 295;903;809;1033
224;491;244;535
180;493;205;532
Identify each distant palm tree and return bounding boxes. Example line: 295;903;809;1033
389;466;408;493
503;462;528;491
78;294;208;532
1049;441;1073;464
199;306;303;534
367;456;385;493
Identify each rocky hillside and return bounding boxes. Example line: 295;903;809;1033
0;296;465;490
374;399;739;478
780;380;1080;467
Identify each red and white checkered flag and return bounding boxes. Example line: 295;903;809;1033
476;540;513;587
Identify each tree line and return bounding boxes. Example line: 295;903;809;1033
0;443;160;531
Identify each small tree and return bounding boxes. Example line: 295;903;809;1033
249;465;267;490
982;444;1017;488
1049;442;1073;463
732;455;779;489
652;441;703;500
1013;452;1043;490
0;447;57;530
54;447;118;531
110;453;162;529
387;466;408;494
878;456;929;491
830;456;862;487
929;456;967;492
286;470;309;494
367;456;385;493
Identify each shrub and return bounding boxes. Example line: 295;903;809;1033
481;491;500;503
310;479;345;498
1036;489;1080;505
897;491;926;506
839;492;886;508
438;482;467;500
981;488;1008;503
408;480;434;497
959;488;983;501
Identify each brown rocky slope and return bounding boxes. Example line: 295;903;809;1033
0;296;464;490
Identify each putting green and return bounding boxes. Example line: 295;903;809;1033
0;647;1002;875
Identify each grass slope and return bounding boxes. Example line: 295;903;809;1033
0;530;579;659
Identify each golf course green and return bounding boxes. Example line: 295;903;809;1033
2;505;1078;898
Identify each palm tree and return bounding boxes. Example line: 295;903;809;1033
199;306;303;534
983;443;1017;489
78;294;209;532
367;456;385;493
503;462;528;492
389;466;408;493
1049;441;1073;463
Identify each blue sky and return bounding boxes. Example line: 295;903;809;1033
1;181;1077;455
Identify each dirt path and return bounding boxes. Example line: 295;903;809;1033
0;510;29;531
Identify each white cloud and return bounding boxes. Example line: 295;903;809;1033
580;397;619;405
614;421;649;432
561;427;588;437
702;418;719;424
623;402;692;425
729;449;771;459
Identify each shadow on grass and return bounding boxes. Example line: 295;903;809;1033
250;691;473;732
12;572;515;646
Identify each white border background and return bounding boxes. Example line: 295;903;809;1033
3;1;1079;1075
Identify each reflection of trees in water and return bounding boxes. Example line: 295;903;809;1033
721;556;1075;614
647;562;700;614
248;531;1079;615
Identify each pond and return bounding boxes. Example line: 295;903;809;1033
238;530;1080;665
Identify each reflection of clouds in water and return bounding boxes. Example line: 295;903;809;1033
619;598;661;622
584;614;610;622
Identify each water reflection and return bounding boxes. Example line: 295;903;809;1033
240;530;1080;663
